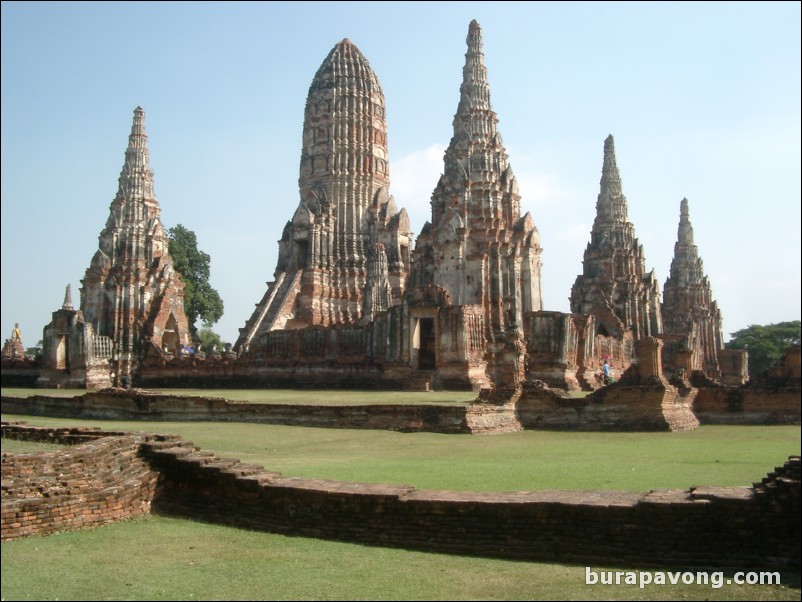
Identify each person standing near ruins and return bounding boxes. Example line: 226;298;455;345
603;361;611;385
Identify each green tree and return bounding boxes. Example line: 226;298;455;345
25;340;44;359
725;321;801;379
198;326;226;353
168;225;224;335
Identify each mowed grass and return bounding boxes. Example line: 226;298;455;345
1;514;799;601
2;407;799;600
0;438;69;454
1;387;475;405
2;413;799;492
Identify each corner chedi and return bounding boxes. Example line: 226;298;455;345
39;107;191;388
235;39;412;353
661;198;747;385
570;135;662;340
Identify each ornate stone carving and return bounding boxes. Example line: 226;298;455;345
570;135;662;340
77;107;191;383
662;198;724;378
236;39;412;352
410;20;543;335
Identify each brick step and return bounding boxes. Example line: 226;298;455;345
203;459;242;472
182;452;221;465
221;463;267;477
145;438;195;449
239;471;282;484
149;446;198;459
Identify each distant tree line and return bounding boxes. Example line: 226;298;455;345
725;320;801;380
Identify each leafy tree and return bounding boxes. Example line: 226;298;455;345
198;326;226;353
168;225;224;335
725;321;801;379
25;340;44;359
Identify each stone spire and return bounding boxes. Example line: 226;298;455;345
411;19;543;332
595;135;628;226
79;107;190;379
62;284;73;311
662;198;723;375
456;20;492;118
570;135;662;339
235;38;412;351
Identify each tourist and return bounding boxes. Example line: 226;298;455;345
603;361;611;385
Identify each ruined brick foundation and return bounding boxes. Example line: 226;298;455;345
2;423;798;572
1;425;173;539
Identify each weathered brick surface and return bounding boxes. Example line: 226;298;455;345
692;361;801;425
1;391;474;433
145;441;800;571
661;199;726;381
2;423;798;571
1;424;181;541
518;372;699;432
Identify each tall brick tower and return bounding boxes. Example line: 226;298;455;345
407;20;543;394
79;107;191;382
236;39;412;353
662;198;723;375
570;135;662;339
410;20;543;332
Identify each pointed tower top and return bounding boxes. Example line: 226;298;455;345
130;106;146;136
601;135;620;189
457;19;491;116
118;105;152;182
677;197;695;247
62;284;74;311
594;134;628;225
468;19;482;47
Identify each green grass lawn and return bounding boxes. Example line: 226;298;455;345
0;438;69;454
2;413;798;492
2;406;799;600
1;387;475;405
0;514;798;601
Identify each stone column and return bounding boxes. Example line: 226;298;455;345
637;337;663;380
675;348;694;375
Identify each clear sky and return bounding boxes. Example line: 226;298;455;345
2;1;800;348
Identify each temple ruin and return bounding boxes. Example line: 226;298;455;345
2;21;754;397
235;39;412;352
570;135;662;340
660;198;747;384
37;107;191;388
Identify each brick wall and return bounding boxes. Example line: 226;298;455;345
144;440;800;571
2;423;799;571
692;371;801;425
1;425;181;540
1;391;473;433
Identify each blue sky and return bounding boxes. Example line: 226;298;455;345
2;1;800;347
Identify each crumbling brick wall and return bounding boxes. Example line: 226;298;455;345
0;391;473;433
3;423;799;572
1;425;180;540
143;441;799;571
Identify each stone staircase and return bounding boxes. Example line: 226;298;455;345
236;269;303;351
141;438;277;482
753;456;801;497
